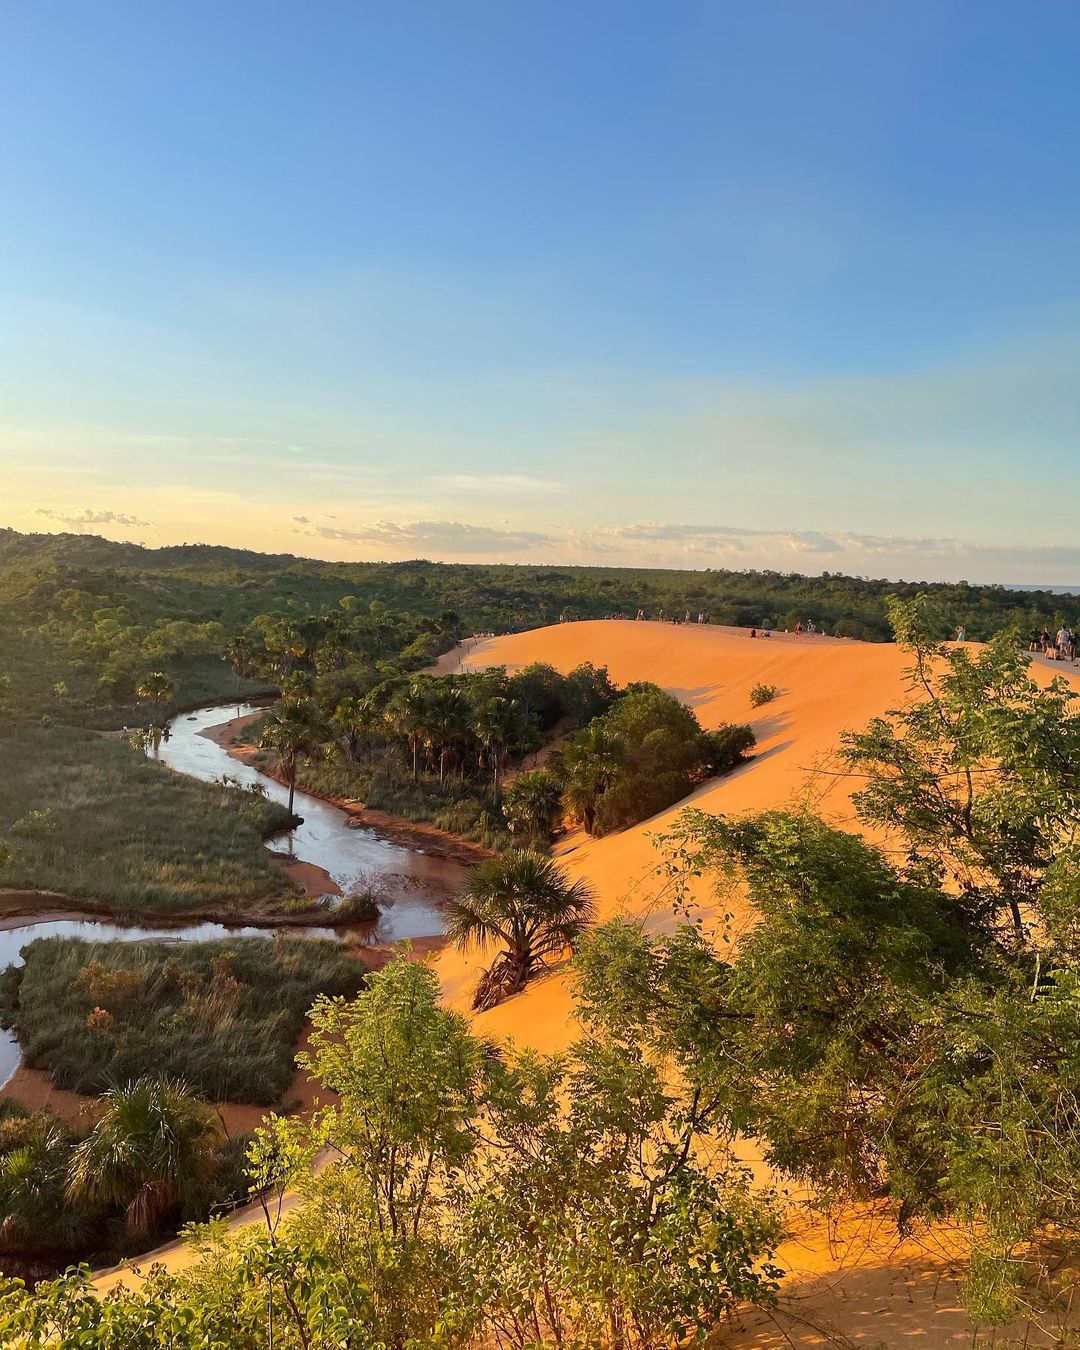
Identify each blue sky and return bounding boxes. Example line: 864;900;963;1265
2;2;1079;581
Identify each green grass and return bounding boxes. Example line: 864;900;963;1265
0;723;297;916
1;935;366;1104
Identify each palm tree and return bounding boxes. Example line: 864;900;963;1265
0;1118;75;1251
259;700;324;816
473;695;521;805
503;769;564;842
560;721;621;835
388;680;433;781
447;850;596;1010
424;683;470;785
223;634;257;699
135;671;175;750
66;1077;217;1235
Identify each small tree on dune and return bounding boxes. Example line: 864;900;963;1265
447;849;596;1010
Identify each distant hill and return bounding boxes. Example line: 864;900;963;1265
3;527;1077;642
5;526;1080;727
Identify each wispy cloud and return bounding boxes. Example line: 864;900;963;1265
121;434;309;454
282;514;1080;584
433;473;568;495
292;517;555;554
34;507;151;531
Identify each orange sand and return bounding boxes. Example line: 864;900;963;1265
433;621;1080;1346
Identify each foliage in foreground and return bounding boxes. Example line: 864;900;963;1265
631;597;1080;1328
0;936;366;1103
0;957;780;1348
0;723;294;915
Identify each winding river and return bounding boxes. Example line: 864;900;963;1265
0;701;468;1089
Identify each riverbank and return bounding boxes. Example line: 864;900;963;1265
0;882;336;928
203;711;494;869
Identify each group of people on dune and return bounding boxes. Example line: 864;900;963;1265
599;611;827;635
1030;625;1080;662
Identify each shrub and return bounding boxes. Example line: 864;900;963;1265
560;684;715;836
749;682;779;707
702;723;756;774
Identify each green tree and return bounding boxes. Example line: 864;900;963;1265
653;802;1080;1327
841;594;1080;945
259;701;324;816
135;671;175;749
279;957;486;1347
223;634;257;697
559;683;720;836
502;768;564;842
0;1113;88;1254
386;679;432;781
423;681;471;784
66;1077;217;1235
447;850;596;1009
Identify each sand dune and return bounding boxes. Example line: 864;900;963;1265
436;620;1080;1347
438;622;916;1041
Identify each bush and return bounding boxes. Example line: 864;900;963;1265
4;936;366;1104
749;682;779;707
702;723;756;774
560;685;705;836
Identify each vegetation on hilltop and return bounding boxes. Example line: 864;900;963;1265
0;935;366;1103
2;525;1077;727
0;724;295;916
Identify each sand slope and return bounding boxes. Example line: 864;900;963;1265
436;621;1080;1346
438;623;917;1042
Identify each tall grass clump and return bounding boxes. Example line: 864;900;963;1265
0;723;296;916
1;935;366;1103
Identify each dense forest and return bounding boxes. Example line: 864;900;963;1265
1;527;1077;727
